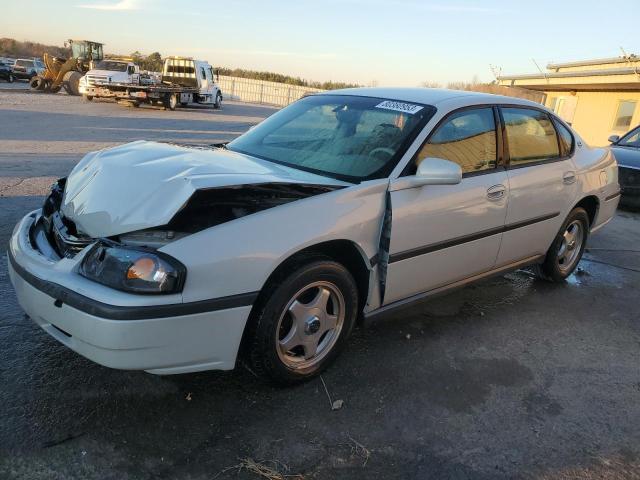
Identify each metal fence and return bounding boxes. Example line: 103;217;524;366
218;75;324;107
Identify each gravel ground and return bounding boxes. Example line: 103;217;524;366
1;92;640;480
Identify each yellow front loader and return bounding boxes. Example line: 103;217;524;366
30;39;103;95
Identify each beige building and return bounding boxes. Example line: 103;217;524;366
498;55;640;146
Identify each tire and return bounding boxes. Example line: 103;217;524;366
213;92;222;109
245;257;358;385
164;93;177;111
30;76;45;91
84;95;93;101
180;102;188;107
63;71;82;96
534;207;589;282
7;73;14;83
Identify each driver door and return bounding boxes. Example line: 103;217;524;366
384;106;509;304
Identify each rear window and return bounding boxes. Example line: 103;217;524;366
502;108;560;165
166;63;195;74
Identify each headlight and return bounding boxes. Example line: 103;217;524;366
79;241;186;294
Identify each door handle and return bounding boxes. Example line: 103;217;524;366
563;171;576;185
487;184;506;201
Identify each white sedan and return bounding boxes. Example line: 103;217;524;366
8;88;620;384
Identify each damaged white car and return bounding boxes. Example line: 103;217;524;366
8;88;620;384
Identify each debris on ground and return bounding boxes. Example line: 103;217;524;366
185;392;192;401
347;435;371;467
320;375;344;411
216;458;303;480
575;266;590;276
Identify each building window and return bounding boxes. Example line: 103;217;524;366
548;97;557;111
613;100;637;131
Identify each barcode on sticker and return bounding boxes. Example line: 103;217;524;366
375;100;423;114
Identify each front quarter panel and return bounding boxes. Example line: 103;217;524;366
159;180;388;309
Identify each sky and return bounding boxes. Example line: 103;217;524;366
2;0;639;87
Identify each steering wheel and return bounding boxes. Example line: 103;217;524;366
368;147;395;158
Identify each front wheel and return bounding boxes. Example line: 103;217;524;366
7;73;14;83
534;207;589;282
30;76;45;91
213;92;222;109
84;95;93;101
245;258;358;385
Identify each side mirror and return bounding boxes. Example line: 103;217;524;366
390;157;462;191
608;134;620;144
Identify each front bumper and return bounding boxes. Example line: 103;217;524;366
7;211;253;374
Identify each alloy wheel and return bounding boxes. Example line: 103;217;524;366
557;220;584;273
276;281;345;369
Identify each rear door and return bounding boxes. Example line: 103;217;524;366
495;106;578;265
384;106;509;304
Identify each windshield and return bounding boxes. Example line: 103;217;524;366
619;126;640;147
227;95;435;182
95;60;128;72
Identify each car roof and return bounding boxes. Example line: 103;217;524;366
320;87;541;108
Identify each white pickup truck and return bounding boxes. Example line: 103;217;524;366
80;57;223;110
81;60;141;89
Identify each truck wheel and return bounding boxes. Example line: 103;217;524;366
83;95;93;101
164;93;177;111
214;92;222;109
7;73;14;83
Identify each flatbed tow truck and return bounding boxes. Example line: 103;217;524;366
79;57;223;110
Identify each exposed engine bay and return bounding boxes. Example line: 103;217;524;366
34;177;342;259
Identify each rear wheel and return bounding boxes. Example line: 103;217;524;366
534;207;589;282
164;93;177;110
245;258;358;385
7;73;14;83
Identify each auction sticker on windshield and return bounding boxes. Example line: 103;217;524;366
375;100;423;114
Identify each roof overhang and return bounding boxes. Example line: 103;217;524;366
498;68;640;92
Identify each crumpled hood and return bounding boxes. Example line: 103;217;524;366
62;141;349;237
